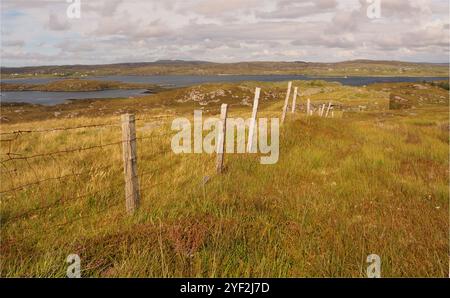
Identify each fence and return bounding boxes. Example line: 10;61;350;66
0;81;336;226
0;115;174;233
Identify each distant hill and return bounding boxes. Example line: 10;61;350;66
1;60;448;78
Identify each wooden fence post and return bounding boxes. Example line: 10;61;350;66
216;104;228;174
306;98;311;116
281;81;292;123
247;87;261;153
320;104;326;117
121;114;140;214
291;87;298;113
325;102;332;118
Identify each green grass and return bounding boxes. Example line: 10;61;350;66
0;81;448;277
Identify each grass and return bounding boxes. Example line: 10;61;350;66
0;80;448;277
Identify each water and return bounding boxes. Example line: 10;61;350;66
81;75;448;87
1;75;447;105
0;89;148;106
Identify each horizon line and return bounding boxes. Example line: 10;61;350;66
1;59;449;69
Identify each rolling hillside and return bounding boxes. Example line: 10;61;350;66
2;60;448;78
1;80;448;277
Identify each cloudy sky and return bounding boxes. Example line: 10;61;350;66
1;0;449;66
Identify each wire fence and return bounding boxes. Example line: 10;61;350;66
1;82;330;242
0;115;178;234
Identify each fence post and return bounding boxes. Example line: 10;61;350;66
325;102;332;118
281;81;292;123
320;104;326;117
216;104;228;174
247;87;261;153
291;87;298;113
306;98;311;116
121;114;140;214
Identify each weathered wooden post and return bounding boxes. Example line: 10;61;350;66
247;87;261;153
291;87;298;113
216;104;228;174
325;102;332;118
320;104;326;117
281;81;292;123
121;114;140;214
306;98;311;116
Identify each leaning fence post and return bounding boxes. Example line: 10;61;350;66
281;81;292;123
320;104;326;117
325;102;332;118
121;114;140;214
216;104;228;174
247;87;261;153
291;87;298;113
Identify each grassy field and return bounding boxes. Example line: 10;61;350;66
0;80;448;277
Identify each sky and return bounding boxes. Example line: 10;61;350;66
1;0;449;67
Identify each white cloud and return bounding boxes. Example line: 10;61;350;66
0;0;448;66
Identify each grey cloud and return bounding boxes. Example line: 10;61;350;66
258;0;338;19
92;15;171;38
358;0;433;19
47;12;71;31
188;0;260;16
3;40;25;47
292;33;358;49
83;0;124;17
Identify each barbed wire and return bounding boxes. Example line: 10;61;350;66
0;140;126;163
0;122;120;137
15;170;173;216
0;114;176;137
0;114;182;240
0;133;174;162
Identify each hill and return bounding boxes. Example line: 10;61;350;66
1;60;448;79
1;80;448;277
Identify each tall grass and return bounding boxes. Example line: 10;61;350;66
1;82;448;277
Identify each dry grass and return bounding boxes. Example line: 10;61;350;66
0;81;448;277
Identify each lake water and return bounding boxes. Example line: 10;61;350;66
90;75;448;87
0;89;148;105
1;75;447;105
